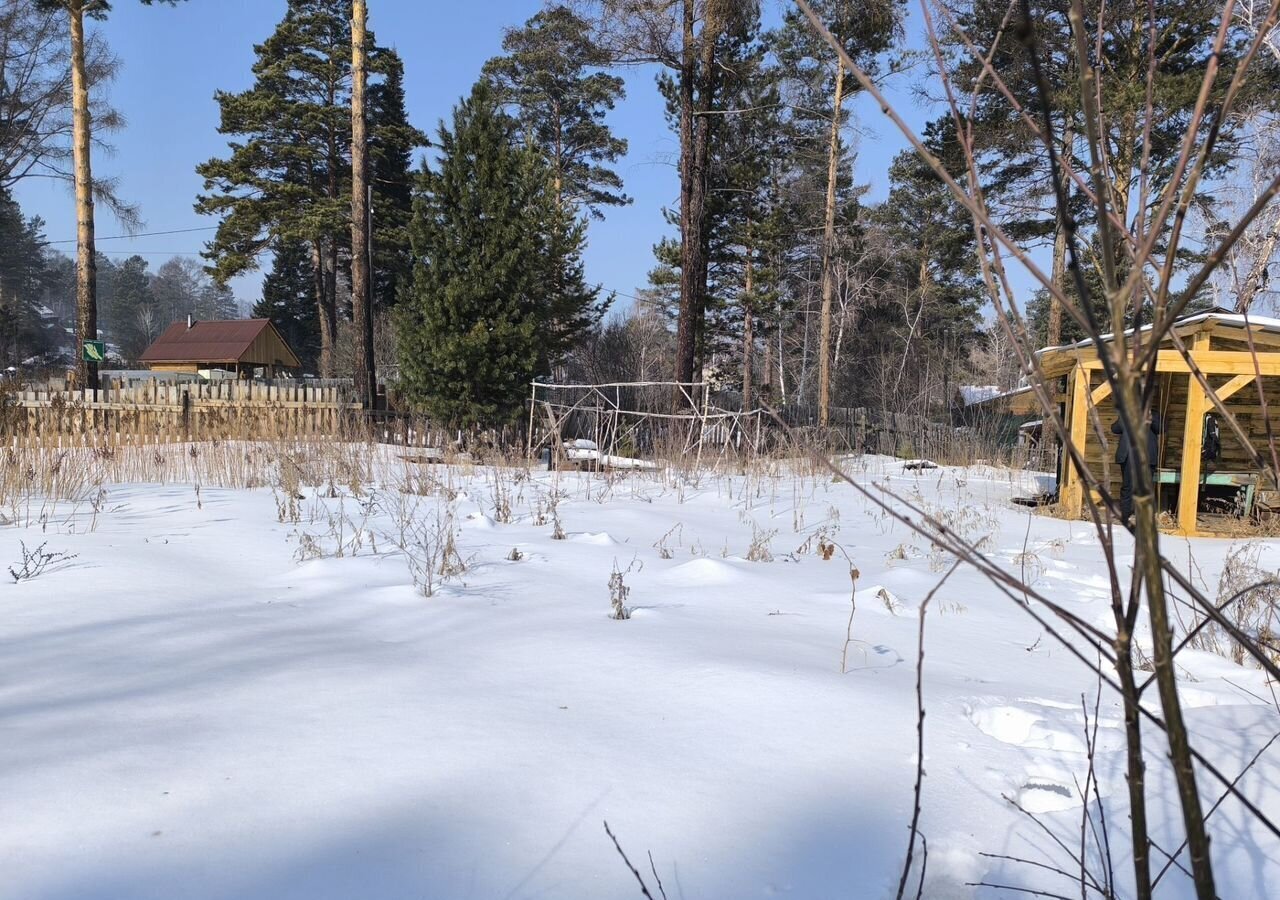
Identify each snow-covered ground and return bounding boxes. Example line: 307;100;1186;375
2;453;1278;899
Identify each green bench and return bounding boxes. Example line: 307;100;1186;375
1152;467;1259;517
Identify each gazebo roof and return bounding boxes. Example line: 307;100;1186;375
1036;309;1280;377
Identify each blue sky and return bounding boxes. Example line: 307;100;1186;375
14;0;930;312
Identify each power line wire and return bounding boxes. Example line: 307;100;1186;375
40;225;218;246
90;249;208;257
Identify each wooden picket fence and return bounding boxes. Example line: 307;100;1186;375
1;381;364;448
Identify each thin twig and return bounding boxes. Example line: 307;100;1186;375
896;560;961;899
603;820;656;900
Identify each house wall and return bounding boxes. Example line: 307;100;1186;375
241;328;299;369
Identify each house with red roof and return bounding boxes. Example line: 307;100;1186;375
140;318;302;378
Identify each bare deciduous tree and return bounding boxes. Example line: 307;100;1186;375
796;0;1280;896
0;3;121;194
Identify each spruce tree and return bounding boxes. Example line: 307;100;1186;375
255;241;321;372
541;203;608;367
105;254;154;361
397;82;601;426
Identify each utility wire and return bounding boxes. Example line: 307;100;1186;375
39;225;218;246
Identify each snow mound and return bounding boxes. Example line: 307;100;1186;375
568;531;618;546
666;557;741;585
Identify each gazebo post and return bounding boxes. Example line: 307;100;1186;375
1063;362;1089;518
1177;334;1211;534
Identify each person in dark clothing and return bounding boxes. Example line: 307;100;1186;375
1111;408;1162;525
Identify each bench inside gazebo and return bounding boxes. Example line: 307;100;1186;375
1037;309;1280;536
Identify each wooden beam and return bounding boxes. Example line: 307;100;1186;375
1206;322;1280;350
1090;381;1114;405
1080;349;1280;375
1062;363;1089;518
1177;336;1211;534
1211;373;1257;403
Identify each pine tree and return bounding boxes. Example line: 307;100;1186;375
773;0;903;421
197;0;420;377
0;187;54;365
397;82;601;426
713;70;788;409
150;258;201;326
642;23;784;391
950;0;1280;340
350;0;373;406
854;123;983;413
483;5;629;217
34;0;188;387
586;0;762;384
255;240;320;372
368;51;422;311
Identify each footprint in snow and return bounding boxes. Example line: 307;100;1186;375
963;697;1123;754
1016;771;1081;814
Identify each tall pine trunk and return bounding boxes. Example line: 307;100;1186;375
741;222;755;411
324;239;338;377
69;1;97;391
313;240;336;378
553;98;564;209
1048;215;1065;345
318;78;341;380
673;0;697;392
681;2;724;393
818;64;845;428
1046;125;1072;345
351;0;374;407
762;314;773;394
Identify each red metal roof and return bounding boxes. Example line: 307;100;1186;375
140;319;299;367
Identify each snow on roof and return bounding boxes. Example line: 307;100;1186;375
961;383;1035;407
1037;310;1280;356
959;385;1002;405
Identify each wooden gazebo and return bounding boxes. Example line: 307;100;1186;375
1037;310;1280;535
